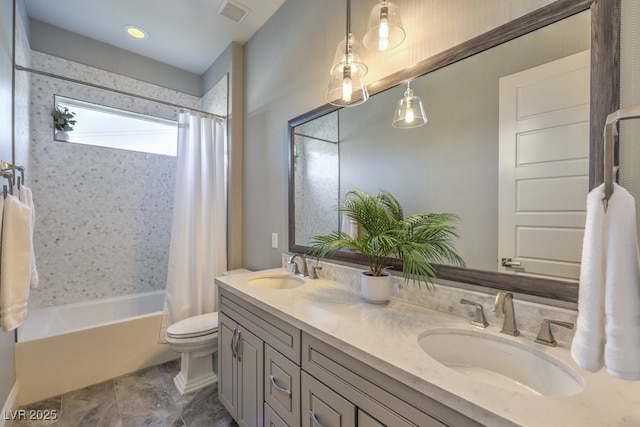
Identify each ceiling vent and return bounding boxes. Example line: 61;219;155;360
217;0;251;24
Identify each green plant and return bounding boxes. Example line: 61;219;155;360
51;106;76;131
310;189;465;289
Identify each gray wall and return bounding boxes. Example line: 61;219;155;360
620;0;640;228
0;0;16;408
243;0;639;272
241;0;557;270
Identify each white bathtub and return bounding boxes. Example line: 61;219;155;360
16;291;177;405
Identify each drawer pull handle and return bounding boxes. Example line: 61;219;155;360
310;410;322;427
269;374;292;397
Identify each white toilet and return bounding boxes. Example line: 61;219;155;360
165;312;219;395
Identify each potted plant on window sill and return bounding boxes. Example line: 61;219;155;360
310;189;465;304
51;106;76;141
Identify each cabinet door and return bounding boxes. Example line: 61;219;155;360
265;403;289;427
302;372;356;427
358;410;384;427
219;313;238;417
265;344;300;426
237;325;264;427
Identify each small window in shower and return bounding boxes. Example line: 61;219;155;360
53;96;178;156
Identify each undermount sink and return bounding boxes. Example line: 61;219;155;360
247;273;304;290
417;329;584;397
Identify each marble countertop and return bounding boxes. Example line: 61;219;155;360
216;268;640;427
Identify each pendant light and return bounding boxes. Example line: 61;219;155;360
327;0;369;107
363;1;406;52
392;81;427;129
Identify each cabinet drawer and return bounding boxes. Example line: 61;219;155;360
265;344;301;426
303;333;480;427
220;288;301;364
265;403;289;427
358;410;384;427
302;371;356;427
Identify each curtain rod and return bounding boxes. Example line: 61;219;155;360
15;65;226;120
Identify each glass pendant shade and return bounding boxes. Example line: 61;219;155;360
327;34;369;106
392;83;427;128
363;1;406;52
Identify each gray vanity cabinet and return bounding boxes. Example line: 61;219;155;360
219;288;302;427
219;312;264;427
218;287;483;427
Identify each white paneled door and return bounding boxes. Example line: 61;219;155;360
498;50;590;281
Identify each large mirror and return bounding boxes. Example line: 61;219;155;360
289;0;620;303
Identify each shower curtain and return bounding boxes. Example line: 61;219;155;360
159;111;227;342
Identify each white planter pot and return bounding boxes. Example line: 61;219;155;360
55;130;69;141
361;272;392;304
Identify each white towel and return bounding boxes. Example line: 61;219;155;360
571;183;640;380
18;185;39;289
603;184;640;380
571;183;606;372
0;194;33;332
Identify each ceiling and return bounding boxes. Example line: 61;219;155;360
22;0;286;75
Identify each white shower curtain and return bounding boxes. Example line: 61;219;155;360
159;110;227;342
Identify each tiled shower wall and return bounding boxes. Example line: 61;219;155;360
26;51;227;309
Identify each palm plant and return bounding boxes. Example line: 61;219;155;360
310;189;465;289
51;106;76;131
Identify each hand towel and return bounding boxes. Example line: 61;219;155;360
18;185;39;289
603;183;640;380
0;194;33;332
571;183;606;372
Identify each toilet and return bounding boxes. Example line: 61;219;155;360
165;312;219;395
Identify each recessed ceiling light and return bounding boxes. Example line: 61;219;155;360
124;25;148;39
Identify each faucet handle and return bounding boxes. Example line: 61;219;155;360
310;266;322;280
460;299;489;328
535;319;574;347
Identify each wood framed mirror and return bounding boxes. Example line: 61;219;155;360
288;0;620;303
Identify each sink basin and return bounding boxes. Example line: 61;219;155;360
247;274;304;290
417;329;584;396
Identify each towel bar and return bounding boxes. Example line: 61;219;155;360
603;104;640;209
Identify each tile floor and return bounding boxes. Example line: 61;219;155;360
13;359;238;427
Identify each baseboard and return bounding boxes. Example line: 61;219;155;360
0;382;19;427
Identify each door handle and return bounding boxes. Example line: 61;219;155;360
236;331;242;362
230;328;238;358
501;257;521;267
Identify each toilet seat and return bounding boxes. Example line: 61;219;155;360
166;312;219;340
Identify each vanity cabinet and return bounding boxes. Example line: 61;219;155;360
218;287;482;427
219;288;302;427
219;313;264;427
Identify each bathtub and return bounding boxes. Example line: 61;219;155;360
15;291;177;405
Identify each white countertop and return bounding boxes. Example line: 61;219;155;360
216;268;640;427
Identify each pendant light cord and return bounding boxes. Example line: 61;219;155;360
345;0;351;57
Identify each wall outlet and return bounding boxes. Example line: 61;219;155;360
271;232;278;249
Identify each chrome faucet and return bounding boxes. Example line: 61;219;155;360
535;319;574;347
494;291;519;336
288;253;309;277
460;299;489;328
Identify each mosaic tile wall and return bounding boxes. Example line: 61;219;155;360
27;52;226;309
